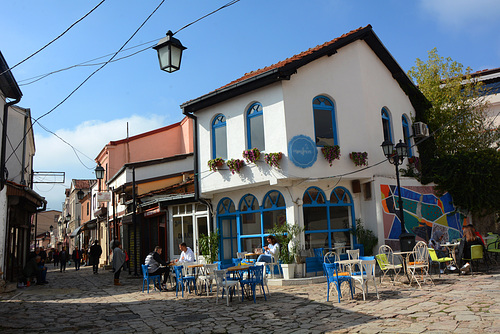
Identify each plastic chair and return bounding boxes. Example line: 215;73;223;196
255;262;271;296
350;259;379;300
462;244;485;275
214;269;240;306
240;265;267;303
173;265;197;297
323;262;354;303
407;241;433;287
197;263;218;296
141;264;162;293
486;234;500;262
428;248;454;277
376;245;403;284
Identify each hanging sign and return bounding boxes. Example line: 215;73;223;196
97;191;111;202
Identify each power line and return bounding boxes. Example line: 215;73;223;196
16;0;243;87
0;0;107;77
5;0;167;169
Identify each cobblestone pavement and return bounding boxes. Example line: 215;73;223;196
1;263;500;333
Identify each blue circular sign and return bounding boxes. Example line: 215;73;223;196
288;135;317;168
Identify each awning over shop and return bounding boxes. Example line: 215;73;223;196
69;219;97;238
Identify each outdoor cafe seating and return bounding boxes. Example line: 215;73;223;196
214;269;240;306
173;265;197;298
141;264;162;293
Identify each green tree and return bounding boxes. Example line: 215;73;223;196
408;48;499;156
408;48;500;216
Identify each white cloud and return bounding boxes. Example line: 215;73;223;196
33;114;167;210
419;0;500;29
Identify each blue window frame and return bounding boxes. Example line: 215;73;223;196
313;96;338;146
246;102;265;151
239;194;262;253
402;115;413;157
303;186;356;250
381;108;392;142
217;198;237;264
212;114;227;159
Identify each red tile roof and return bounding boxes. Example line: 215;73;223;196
73;179;97;190
217;25;369;91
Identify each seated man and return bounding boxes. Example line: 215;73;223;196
172;243;195;264
21;256;47;285
145;246;170;290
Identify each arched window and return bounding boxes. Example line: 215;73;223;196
381;108;392;142
217;198;237;263
238;194;261;253
212;114;227;159
313;96;338;146
262;190;286;233
402;115;413;157
247;103;265;151
303;186;355;250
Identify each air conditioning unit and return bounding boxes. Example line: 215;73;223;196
119;193;127;205
413;122;429;138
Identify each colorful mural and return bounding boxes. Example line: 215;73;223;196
381;185;465;245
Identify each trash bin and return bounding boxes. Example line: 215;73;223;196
400;233;416;252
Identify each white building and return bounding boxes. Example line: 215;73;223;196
0;51;45;282
181;25;466;272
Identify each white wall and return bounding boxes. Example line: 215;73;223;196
197;40;417;197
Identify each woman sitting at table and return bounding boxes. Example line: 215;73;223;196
457;225;485;274
256;235;280;263
429;230;455;273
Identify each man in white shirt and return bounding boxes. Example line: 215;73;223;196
172;243;195;263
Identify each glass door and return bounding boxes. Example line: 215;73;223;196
219;217;237;265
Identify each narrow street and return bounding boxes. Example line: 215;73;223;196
1;263;500;333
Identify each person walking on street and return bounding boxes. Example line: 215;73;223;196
60;247;68;272
89;240;103;274
72;247;82;271
112;241;126;285
53;249;60;268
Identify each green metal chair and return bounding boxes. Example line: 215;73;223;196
462;245;485;275
428;248;454;277
486;233;500;262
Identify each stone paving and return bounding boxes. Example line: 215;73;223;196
1;263;500;333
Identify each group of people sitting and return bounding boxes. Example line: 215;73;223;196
428;224;485;274
144;242;195;290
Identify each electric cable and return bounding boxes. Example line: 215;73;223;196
5;0;167;169
16;0;242;86
0;0;107;77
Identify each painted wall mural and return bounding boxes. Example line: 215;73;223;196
381;185;465;247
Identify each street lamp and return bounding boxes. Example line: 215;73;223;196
153;30;187;73
77;189;85;201
49;225;53;232
95;163;105;181
381;139;415;251
66;213;71;222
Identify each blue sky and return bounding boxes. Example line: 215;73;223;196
1;0;499;210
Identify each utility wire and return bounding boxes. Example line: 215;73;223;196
0;0;107;77
16;0;242;86
5;0;166;169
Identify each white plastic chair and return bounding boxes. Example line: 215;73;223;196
214;269;240;306
350;259;379;300
197;263;218;296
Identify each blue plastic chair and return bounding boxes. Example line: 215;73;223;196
240;265;267;303
141;264;162;293
173;265;197;297
323;262;354;303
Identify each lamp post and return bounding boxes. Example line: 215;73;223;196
153;30;186;73
381;139;416;251
77;189;85;201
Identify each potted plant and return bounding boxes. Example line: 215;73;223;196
353;219;378;256
226;158;245;174
321;145;341;166
207;158;225;172
349;152;368;166
264;152;282;169
268;222;304;279
198;230;220;264
242;148;261;164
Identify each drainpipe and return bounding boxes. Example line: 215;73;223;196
182;111;199;201
21;108;30;185
1;96;22;191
